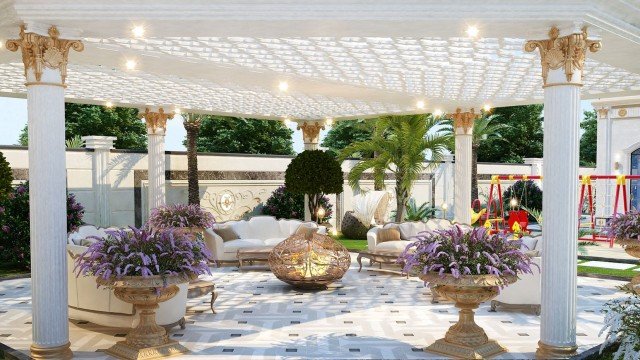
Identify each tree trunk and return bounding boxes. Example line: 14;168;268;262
394;175;407;222
184;121;201;205
373;151;384;191
308;193;323;223
472;144;479;202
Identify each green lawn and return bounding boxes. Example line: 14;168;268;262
577;265;638;280
0;263;29;280
330;234;368;251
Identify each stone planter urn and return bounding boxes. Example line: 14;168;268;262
173;227;204;239
97;273;195;360
616;238;640;291
420;272;517;359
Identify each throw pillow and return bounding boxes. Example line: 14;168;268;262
295;224;318;237
80;238;99;247
213;226;239;242
377;228;401;243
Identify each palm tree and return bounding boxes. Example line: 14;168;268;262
339;114;450;221
183;113;204;205
439;113;508;201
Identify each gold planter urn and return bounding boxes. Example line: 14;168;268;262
420;273;516;359
97;273;195;360
616;238;640;291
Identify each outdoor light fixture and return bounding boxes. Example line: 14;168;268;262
125;59;137;70
316;207;326;220
416;100;425;109
433;109;444;117
483;104;492;112
466;25;479;38
278;81;289;92
441;203;448;219
105;101;114;108
331;228;338;236
132;25;145;38
509;198;519;209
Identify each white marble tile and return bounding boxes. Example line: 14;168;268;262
580;261;636;270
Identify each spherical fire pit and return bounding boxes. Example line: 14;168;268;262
269;232;350;289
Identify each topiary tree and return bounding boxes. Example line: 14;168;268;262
0;151;12;199
285;150;343;223
503;180;543;212
261;185;333;222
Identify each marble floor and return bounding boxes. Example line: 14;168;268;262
0;256;623;359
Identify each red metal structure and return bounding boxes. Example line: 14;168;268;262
484;175;542;233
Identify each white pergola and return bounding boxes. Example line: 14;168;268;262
1;0;640;358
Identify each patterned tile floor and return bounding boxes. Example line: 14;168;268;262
0;255;624;359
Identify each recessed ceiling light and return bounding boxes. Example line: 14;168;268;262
466;25;479;38
132;25;145;38
483;104;492;112
433;109;443;117
105;101;114;108
125;59;137;70
278;81;289;92
416;100;425;109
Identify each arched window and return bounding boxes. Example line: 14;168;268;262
631;148;640;211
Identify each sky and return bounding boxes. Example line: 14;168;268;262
0;97;590;152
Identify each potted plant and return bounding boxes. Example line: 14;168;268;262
399;226;537;359
74;227;212;359
605;210;640;290
148;203;215;238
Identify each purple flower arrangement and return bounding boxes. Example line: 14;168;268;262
605;210;640;241
74;226;212;282
399;225;537;281
147;204;215;230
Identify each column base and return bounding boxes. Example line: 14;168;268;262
105;339;189;360
425;338;506;359
536;340;577;359
30;342;72;359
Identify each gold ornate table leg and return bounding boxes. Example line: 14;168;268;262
357;254;364;272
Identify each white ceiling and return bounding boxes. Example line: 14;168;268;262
1;0;640;120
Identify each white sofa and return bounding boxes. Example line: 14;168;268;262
366;219;455;252
204;216;327;262
67;225;188;328
491;235;543;315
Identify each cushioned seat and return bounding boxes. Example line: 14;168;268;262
205;216;327;262
366;219;454;252
374;240;416;252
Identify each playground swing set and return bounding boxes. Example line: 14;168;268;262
471;174;640;247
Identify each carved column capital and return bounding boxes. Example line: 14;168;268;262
525;26;601;85
596;107;610;120
140;107;175;135
6;25;84;85
297;121;325;145
448;108;478;135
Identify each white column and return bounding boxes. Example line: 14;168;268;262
6;25;83;359
83;136;116;227
450;109;476;224
524;157;544;189
442;154;455;219
141;108;174;211
595;107;612;217
296;121;325;221
526;26;600;359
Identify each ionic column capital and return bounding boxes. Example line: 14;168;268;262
5;25;84;85
448;108;478;135
297;121;325;145
525;26;601;86
140;107;175;135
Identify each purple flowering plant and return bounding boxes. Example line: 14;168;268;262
605;210;640;241
399;225;537;282
74;227;212;283
147;204;215;230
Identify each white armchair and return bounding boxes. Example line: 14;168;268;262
490;236;543;315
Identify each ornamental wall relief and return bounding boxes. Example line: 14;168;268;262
201;188;273;222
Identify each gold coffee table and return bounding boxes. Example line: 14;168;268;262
357;250;406;276
237;247;274;268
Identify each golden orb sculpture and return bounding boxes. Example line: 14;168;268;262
269;231;351;289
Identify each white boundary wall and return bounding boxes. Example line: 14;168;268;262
1;145;595;228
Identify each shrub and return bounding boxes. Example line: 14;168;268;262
503;180;543;214
600;286;640;360
262;185;333;222
399;226;537;281
0;151;12;199
147;203;215;230
606;210;640;241
285;150;343;222
391;198;436;222
75;227;212;282
0;182;84;269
